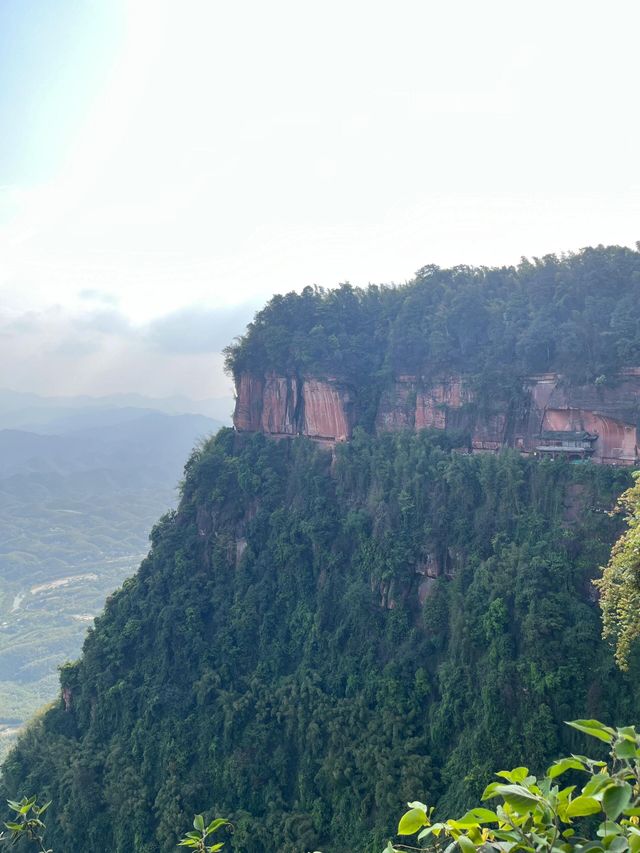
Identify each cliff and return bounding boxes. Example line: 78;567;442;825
234;372;355;442
233;370;640;465
225;247;640;466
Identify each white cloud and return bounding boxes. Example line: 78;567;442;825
0;302;252;397
1;0;639;395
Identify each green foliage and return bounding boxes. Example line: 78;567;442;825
0;798;228;853
224;247;640;414
1;430;636;852
178;815;229;851
596;472;640;670
0;796;51;852
390;720;640;853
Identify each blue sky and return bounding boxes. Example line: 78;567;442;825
0;0;639;398
0;1;124;184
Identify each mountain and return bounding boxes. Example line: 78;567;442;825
226;245;640;464
0;389;234;432
4;246;640;852
0;412;217;476
0;410;220;756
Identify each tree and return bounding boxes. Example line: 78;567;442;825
388;719;640;853
0;796;51;852
595;471;640;670
0;803;229;853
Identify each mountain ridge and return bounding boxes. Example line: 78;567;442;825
226;247;640;465
5;245;640;851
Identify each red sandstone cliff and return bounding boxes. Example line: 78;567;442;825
233;370;640;465
302;379;354;441
523;374;640;464
377;375;508;452
234;373;264;432
261;373;299;435
233;372;355;442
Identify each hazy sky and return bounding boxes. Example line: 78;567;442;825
1;0;639;399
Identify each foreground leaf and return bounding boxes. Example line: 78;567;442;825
398;807;428;835
566;720;616;744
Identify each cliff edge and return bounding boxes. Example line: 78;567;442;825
233;370;640;465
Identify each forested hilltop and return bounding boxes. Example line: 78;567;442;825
226;244;640;395
3;428;640;852
5;244;640;853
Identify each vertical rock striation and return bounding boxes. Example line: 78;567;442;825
233;372;356;442
233;369;640;465
260;373;299;435
234;373;264;432
302;379;354;441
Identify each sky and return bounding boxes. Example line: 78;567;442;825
0;0;639;400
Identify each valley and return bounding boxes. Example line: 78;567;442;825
0;394;229;757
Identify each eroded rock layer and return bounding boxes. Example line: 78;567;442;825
261;373;299;435
233;370;640;464
302;379;354;441
234;373;355;442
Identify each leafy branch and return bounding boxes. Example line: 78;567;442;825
0;796;52;852
386;719;640;853
177;814;229;852
0;799;229;853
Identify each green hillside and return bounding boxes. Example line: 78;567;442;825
2;427;637;852
5;246;640;852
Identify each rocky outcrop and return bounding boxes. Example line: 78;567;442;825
233;369;640;465
375;375;418;431
517;374;640;464
302;379;354;441
261;373;299;435
380;375;509;452
233;372;355;442
415;376;470;430
234;373;264;432
62;687;72;712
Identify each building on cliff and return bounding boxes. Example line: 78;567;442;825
233;370;640;466
535;430;598;461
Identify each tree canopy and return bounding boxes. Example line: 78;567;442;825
225;247;640;400
2;429;638;852
596;472;640;670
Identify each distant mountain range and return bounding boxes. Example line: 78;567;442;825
0;394;231;755
0;388;234;432
0;412;217;476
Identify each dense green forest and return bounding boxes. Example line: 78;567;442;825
5;245;640;851
226;245;640;408
3;427;639;852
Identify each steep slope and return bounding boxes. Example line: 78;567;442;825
2;428;638;853
6;245;640;852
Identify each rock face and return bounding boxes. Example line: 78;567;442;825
261;373;299;435
233;369;640;465
415;376;470;431
234;373;264;432
519;373;640;464
302;379;354;441
380;375;509;452
375;375;418;431
233;372;355;442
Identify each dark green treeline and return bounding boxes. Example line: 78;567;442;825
226;246;640;423
2;428;639;852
